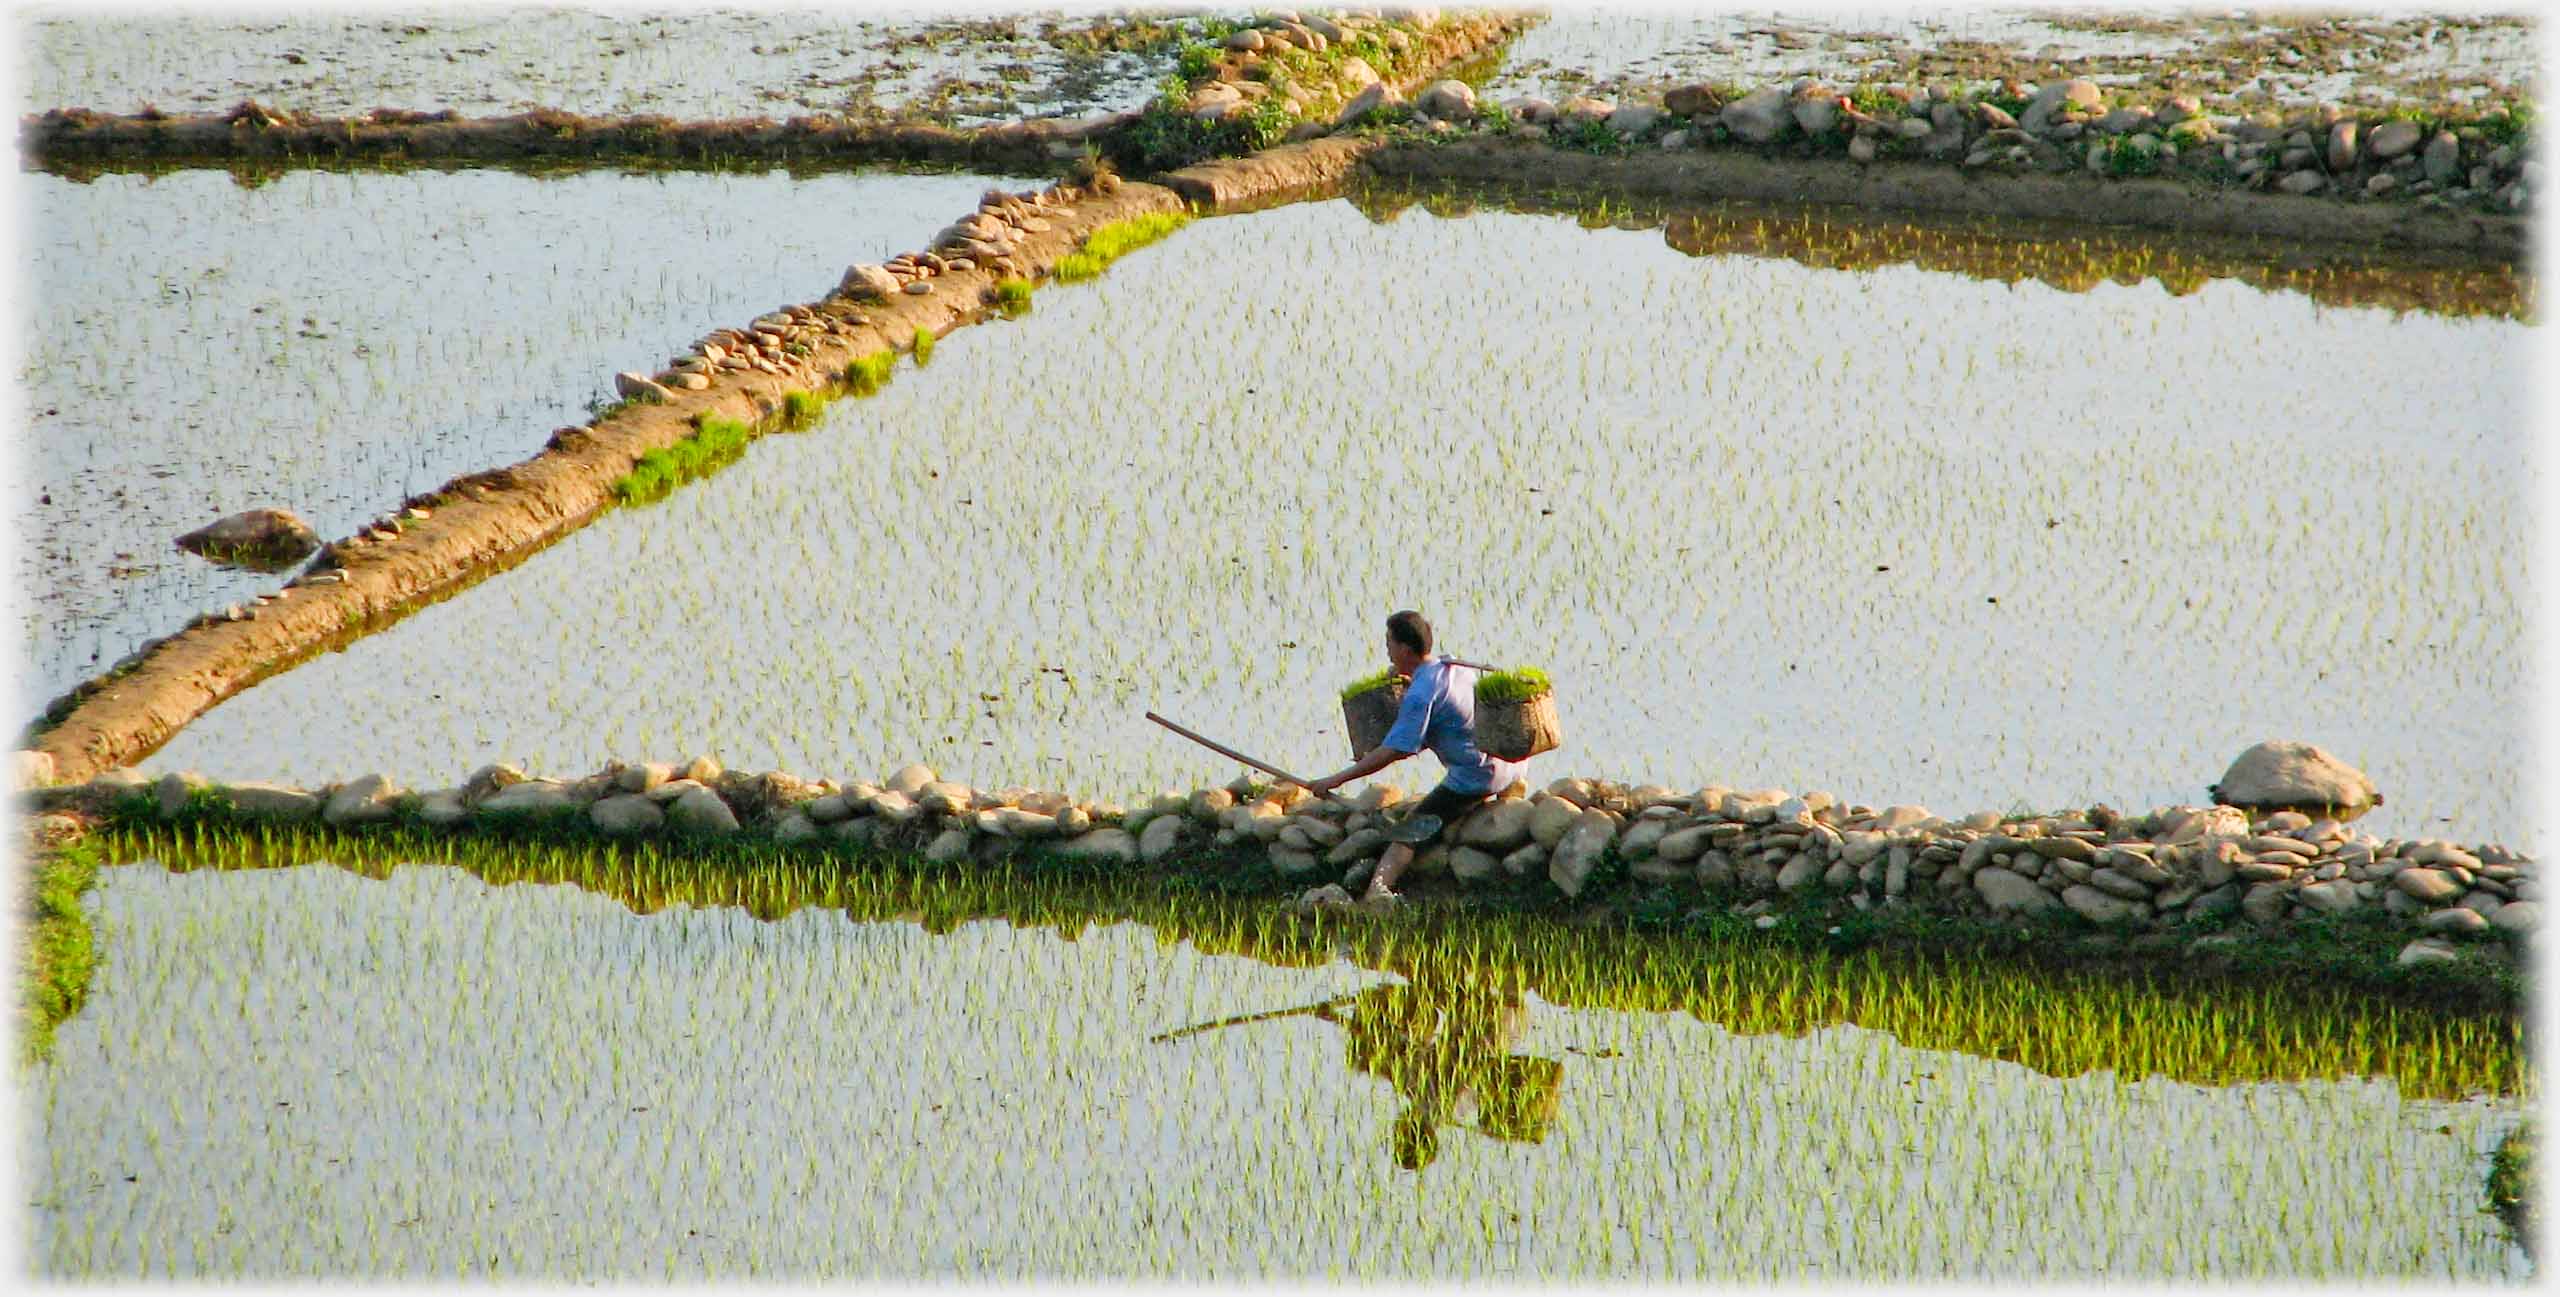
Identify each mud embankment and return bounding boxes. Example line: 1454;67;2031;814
20;104;1125;175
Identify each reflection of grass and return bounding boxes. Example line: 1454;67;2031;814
100;812;2527;1100
2488;1121;2536;1249
19;835;102;1065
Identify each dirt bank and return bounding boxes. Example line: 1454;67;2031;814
19;105;1122;174
1363;136;2530;261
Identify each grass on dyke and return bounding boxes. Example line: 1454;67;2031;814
611;414;753;505
782;389;825;427
911;325;936;365
609;348;904;505
1053;210;1192;284
1475;667;1551;704
19;835;103;1065
993;277;1034;314
1341;668;1401;700
844;348;897;397
94;812;2529;1102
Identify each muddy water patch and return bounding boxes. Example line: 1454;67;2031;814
20;6;1191;125
1485;6;2537;114
22;856;2532;1279
19;164;1032;707
145;196;2533;843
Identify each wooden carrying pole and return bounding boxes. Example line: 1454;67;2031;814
1144;711;1343;801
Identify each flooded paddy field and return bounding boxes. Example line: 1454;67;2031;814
23;846;2530;1280
1486;5;2538;115
19;5;1203;126
19;164;1031;708
146;189;2534;848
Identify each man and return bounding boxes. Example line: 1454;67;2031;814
1308;610;1526;906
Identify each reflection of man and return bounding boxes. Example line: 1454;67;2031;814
1325;980;1563;1171
1152;975;1564;1172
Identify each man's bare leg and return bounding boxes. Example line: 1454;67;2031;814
1366;842;1416;902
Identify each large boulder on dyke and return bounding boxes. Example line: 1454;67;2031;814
322;773;402;828
1335;80;1404;128
175;508;319;570
1720;88;1793;144
2210;741;2380;818
1549;809;1617;899
1416;79;1476;122
838;263;900;301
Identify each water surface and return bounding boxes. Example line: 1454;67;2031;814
19;165;1030;706
147;195;2536;847
23;859;2530;1280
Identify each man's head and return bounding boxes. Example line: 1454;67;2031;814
1384;610;1432;675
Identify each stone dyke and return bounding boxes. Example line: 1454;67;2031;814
1353;76;2531;259
16;12;1529;789
28;755;2538;981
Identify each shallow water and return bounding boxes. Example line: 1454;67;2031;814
18;165;1031;708
1483;6;2536;110
19;4;1184;125
23;860;2530;1280
148;193;2535;848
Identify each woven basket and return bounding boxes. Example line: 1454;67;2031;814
1342;679;1407;759
1476;690;1561;762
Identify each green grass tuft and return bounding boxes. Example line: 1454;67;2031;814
1475;667;1552;704
1341;669;1402;701
611;414;754;505
1053;210;1193;284
782;389;825;427
911;326;936;364
844;350;897;396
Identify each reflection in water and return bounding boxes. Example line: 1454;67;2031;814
1158;976;1564;1171
1348;176;2532;321
32;854;2531;1280
109;821;2528;1102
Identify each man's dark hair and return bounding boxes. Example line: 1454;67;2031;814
1386;610;1433;657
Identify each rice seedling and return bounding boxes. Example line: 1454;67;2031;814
910;326;937;365
1340;668;1400;700
1473;667;1551;705
993;277;1035;316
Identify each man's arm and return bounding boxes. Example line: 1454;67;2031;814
1311;744;1411;794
